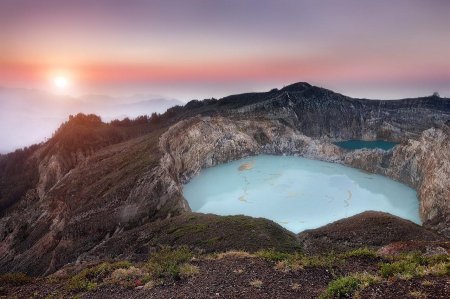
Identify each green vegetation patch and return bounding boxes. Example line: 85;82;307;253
380;260;423;279
256;247;379;272
145;246;195;280
65;248;201;293
255;248;370;270
320;273;380;299
341;248;378;259
379;252;450;279
178;263;200;279
66;261;132;292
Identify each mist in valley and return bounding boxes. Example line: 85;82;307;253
0;87;183;153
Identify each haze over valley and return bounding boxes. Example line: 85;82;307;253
0;87;182;153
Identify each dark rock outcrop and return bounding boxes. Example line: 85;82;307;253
298;211;445;254
344;126;450;236
377;240;450;256
72;213;300;265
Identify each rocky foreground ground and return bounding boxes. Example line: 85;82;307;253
1;212;449;298
2;246;449;299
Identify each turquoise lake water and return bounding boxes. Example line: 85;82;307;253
335;140;398;150
183;155;420;233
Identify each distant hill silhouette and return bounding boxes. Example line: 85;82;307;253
0;87;183;153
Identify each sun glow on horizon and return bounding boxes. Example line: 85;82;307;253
49;72;75;94
53;75;69;89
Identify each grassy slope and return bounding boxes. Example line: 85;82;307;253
81;213;301;262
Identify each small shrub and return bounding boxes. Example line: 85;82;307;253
351;272;381;287
425;254;449;264
84;261;132;279
301;254;338;268
66;260;132;292
255;249;292;262
179;263;200;278
421;280;433;286
143;279;162;290
66;275;97;292
320;276;360;298
146;247;194;280
396;252;427;265
320;273;380;299
0;273;32;286
109;266;151;288
249;279;263;288
254;249;342;271
380;252;449;279
270;248;377;272
380;260;422;279
342;248;377;259
423;262;449;276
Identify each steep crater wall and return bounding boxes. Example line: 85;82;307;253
157;116;450;237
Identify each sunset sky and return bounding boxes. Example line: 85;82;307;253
1;0;450;100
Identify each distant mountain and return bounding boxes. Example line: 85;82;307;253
0;88;183;153
96;98;184;121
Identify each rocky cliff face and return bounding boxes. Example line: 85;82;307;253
343;126;450;236
0;83;449;276
0;125;178;275
221;84;450;141
157;116;450;237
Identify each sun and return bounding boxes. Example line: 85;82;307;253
53;76;70;90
